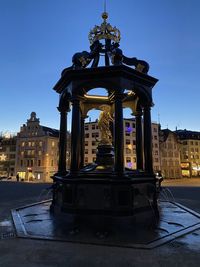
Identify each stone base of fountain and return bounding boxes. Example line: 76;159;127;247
12;200;200;249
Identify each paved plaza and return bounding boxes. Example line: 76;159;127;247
0;180;200;267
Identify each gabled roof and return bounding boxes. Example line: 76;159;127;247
41;126;59;138
175;129;200;140
160;129;176;142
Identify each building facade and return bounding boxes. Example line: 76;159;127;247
15;112;59;182
176;130;200;177
0;135;16;178
3;112;200;181
159;129;182;178
84;118;160;171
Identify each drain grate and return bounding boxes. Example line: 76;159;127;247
0;231;16;240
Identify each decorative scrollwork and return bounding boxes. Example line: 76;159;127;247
88;12;121;45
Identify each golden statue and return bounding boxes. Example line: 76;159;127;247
98;105;113;145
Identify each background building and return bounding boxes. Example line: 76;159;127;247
3;112;200;181
159;129;182;178
0;135;16;178
176;130;200;177
84;118;160;171
15;112;59;182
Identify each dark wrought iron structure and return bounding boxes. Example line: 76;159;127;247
51;11;158;216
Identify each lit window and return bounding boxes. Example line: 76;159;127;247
92;132;99;138
126;157;131;163
52;141;55;147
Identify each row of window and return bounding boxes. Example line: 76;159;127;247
162;160;180;166
85;141;98;146
85;149;96;154
85;132;99;138
183;148;199;153
183;141;200;146
20;141;56;148
161;143;177;149
162;151;179;158
21;141;43;147
183;154;200;160
0;146;16;152
19;150;58;156
20;159;55;167
85;124;99;131
84;157;137;164
85;121;157;133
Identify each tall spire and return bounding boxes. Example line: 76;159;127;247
102;0;108;22
104;0;106;12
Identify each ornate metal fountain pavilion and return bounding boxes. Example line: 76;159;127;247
51;11;158;216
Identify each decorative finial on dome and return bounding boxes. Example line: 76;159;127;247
88;1;120;45
102;11;108;21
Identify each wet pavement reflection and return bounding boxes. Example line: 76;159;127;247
11;200;200;249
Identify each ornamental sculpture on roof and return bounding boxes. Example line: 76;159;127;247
88;11;121;44
71;11;149;74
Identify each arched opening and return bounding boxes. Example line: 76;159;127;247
123;107;136;170
85;109;101;124
86;88;108;97
83;109;102;165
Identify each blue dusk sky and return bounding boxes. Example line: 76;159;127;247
0;0;200;134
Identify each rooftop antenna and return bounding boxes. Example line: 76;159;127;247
158;112;160;125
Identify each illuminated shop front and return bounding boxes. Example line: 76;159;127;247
180;162;191;177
